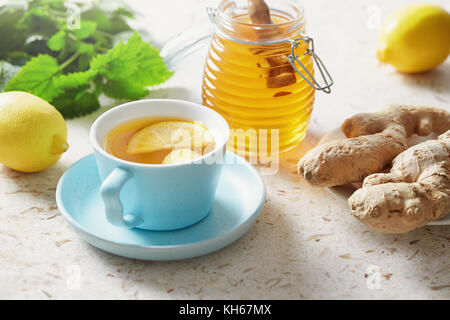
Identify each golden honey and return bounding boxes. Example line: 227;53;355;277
202;5;315;159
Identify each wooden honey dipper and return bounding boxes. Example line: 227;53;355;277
248;0;296;89
248;0;273;24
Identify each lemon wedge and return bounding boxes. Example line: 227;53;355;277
126;121;214;154
162;148;203;164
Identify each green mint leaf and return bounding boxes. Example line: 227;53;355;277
77;53;92;70
0;5;26;60
73;21;97;40
52;86;100;119
78;43;95;54
54;69;97;91
69;41;95;56
47;30;66;51
18;7;58;38
91;32;173;89
113;8;135;19
103;80;149;100
4;54;62;101
92;74;105;96
81;8;128;33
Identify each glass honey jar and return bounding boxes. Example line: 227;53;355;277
162;0;333;161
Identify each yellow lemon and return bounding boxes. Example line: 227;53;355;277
127;121;214;154
162;148;202;164
0;91;68;172
377;3;450;73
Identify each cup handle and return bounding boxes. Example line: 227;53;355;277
100;167;143;228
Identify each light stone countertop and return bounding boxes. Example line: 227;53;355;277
1;0;449;299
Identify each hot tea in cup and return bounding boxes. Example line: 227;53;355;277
103;117;216;165
90;99;229;230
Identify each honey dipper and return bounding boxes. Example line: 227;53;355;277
247;0;296;89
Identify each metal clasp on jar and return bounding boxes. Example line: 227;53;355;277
288;37;333;94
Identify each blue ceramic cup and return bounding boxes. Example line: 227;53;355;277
90;99;230;230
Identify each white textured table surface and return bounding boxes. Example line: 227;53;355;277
1;0;449;299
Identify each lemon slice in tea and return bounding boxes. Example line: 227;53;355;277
126;121;214;154
162;148;203;164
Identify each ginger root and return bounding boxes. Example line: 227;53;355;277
348;130;450;233
298;105;450;187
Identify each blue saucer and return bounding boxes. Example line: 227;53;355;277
56;153;265;261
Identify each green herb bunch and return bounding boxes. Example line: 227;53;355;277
0;0;173;118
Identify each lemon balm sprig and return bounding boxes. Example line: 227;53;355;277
0;0;173;118
5;32;173;118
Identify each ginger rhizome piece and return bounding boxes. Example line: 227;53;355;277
297;105;450;187
349;130;450;233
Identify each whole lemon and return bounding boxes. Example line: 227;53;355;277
0;91;68;172
377;3;450;73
